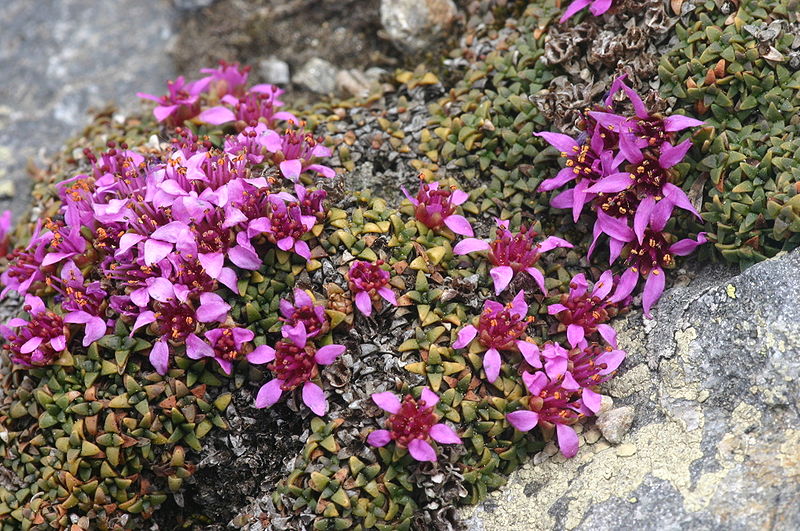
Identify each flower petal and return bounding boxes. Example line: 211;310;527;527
407;439;437;462
354;291;372;316
525;267;548;295
490;266;514;295
372;391;402;414
255;379;284;408
198;106;236;125
483;348;502;383
452;325;477;349
149;338;170;375
302;382;328;416
582;388;603;414
567;324;585;348
430;423;461;444
597;324;618;348
367;429;392;447
315;344;346;365
453;238;491;255
642;268;666;318
247;345;276;364
377;287;397;306
186;333;213;360
610;267;639;303
420;387;440;408
556;423;579;458
506;410;539;432
516;340;542;368
534;131;580;152
663;114;704;132
443;215;474;237
659;139;693;169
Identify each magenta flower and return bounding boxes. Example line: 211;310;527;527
131;292;231;374
451;290;540;383
454;219;572;295
1;295;67;367
367;388;462;462
607;224;708;318
248;195;315;260
52;260;108;347
137;75;210;125
260;127;334;182
201;61;251;98
402;181;474;236
560;0;614;23
254;323;346;416
186;326;274;375
347;260;397;317
1;222;48;297
547;270;628;348
279;288;330;339
568;342;626;412
200;85;298;127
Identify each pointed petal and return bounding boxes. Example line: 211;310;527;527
149;338;170;375
453;238;491;255
597;324;618;348
642;268;666;318
430;424;461;444
302;382;327;416
315;344;346;365
354;291;372;316
634;196;656;244
506;410;539;432
372;391;402;414
367;429;392;447
586;172;634;194
443;215;474;237
556;423;579;458
484;348;502;383
490;266;514;295
517;340;542;368
659;139;692;169
255;379;284;408
408;439;437;462
567;324;585;348
525;267;548;295
663;114;704;132
420;387;440;408
669;232;707;256
534;131;580;152
453;325;477;349
610;267;639;303
377;287;397;306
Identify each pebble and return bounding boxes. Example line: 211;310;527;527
616;443;637;457
532;451;548;465
598;394;614;414
380;0;459;53
293;57;337;94
596;406;635;444
258;57;290;85
584;428;602;444
336;69;374;98
0;180;14;198
542;442;558;457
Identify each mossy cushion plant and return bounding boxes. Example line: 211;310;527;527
0;0;797;528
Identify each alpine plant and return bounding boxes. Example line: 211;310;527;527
536;76;707;317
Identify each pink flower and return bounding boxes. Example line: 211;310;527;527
1;295;67;367
451;291;540;383
261;127;334;182
367;388;462;462
506;370;584;458
0;210;11;256
50;260;108;347
186;326;274;375
251;195;315;260
137;75;210;125
547;270;628;348
347;260;397;317
254;323;346;416
454;219;572;295
402;181;474;236
568;342;626;413
279;288;329;339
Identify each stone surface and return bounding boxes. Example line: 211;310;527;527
461;252;800;530
596;406;635;444
292;57;338;95
258;56;291;85
380;0;459;53
0;0;175;220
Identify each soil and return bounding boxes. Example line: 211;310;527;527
172;0;397;94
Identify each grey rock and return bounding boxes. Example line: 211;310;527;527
380;0;459;53
335;69;374;98
0;0;175;221
173;0;214;9
596;406;635;444
258;56;290;85
292;57;337;94
461;251;800;530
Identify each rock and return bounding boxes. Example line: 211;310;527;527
0;0;174;221
380;0;459;53
335;69;375;98
258;57;290;85
461;252;800;530
292;57;337;94
173;0;214;9
596;406;635;444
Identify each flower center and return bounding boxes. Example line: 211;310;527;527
625;229;673;276
477;307;531;349
488;224;540;271
387;395;437;447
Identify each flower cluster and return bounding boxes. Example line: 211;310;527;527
1;63;335;376
254;289;344;416
537;77;707;316
367;388;462;462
